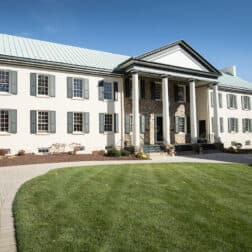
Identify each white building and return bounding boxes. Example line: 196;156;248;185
0;34;251;154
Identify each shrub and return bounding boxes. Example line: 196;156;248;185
106;148;121;157
135;152;149;160
124;146;135;154
0;149;10;156
17;150;26;156
121;149;130;157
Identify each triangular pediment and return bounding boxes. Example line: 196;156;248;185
136;41;220;74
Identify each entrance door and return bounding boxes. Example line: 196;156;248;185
199;120;206;138
155;115;163;143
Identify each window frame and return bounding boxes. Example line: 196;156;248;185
103;82;113;101
73;112;83;133
37;74;49;97
0;70;10;94
37;111;49;133
0;110;9;133
243;118;252;133
72;78;83;98
104;113;113;132
228;94;237;109
242;96;251;110
229;118;238;133
177;84;186;103
176;116;186;134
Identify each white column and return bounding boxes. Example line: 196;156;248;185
213;84;220;142
162;76;170;145
190;80;198;143
132;72;140;149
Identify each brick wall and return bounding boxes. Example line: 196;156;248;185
124;77;191;145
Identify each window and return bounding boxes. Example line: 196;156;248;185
38;111;49;132
175;116;186;133
0;71;9;93
220;117;224;133
104;82;112;100
38;148;49;154
241;96;251;110
155;83;162;100
176;85;186;102
104;114;113;132
228;118;238;133
73;79;83;98
227;94;237;109
0;110;9;132
242;118;252;132
38;75;49;95
73;113;83;132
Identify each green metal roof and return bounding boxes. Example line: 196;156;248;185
218;72;252;91
0;34;251;91
0;33;130;71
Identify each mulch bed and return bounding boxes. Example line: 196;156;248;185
0;153;137;167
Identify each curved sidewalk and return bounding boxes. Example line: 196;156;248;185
0;154;244;252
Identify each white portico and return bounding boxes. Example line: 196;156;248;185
118;40;222;149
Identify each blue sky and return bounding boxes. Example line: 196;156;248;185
0;0;252;81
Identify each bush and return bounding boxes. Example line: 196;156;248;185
121;149;130;156
17;150;26;156
106;148;121;157
124;146;135;154
135;152;149;160
0;149;10;156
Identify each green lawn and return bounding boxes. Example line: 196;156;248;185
14;163;252;251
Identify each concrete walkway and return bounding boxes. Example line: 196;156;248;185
0;154;250;252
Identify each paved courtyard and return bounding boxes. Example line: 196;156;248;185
0;153;251;252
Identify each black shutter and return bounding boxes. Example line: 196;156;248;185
150;82;155;100
125;78;131;97
186;85;190;103
187;116;191;134
174;85;178;102
114;82;118;101
140;80;145;99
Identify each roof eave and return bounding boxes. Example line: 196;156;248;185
116;59;220;79
0;55;123;77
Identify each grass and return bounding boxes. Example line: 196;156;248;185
14;163;252;251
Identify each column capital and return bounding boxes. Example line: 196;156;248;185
188;79;195;83
161;74;169;79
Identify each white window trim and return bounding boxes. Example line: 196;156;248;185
242;96;251;110
0;70;10;95
37;74;50;97
176;116;187;134
72;112;84;134
37;110;50;134
177;84;186;103
243;118;251;133
72;78;84;99
228;94;237;109
229;118;238;134
103;82;113;101
104;113;114;133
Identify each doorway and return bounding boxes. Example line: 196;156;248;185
199;120;206;138
155;115;163;143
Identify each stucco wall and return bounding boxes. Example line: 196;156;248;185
208;89;252;148
0;64;123;154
